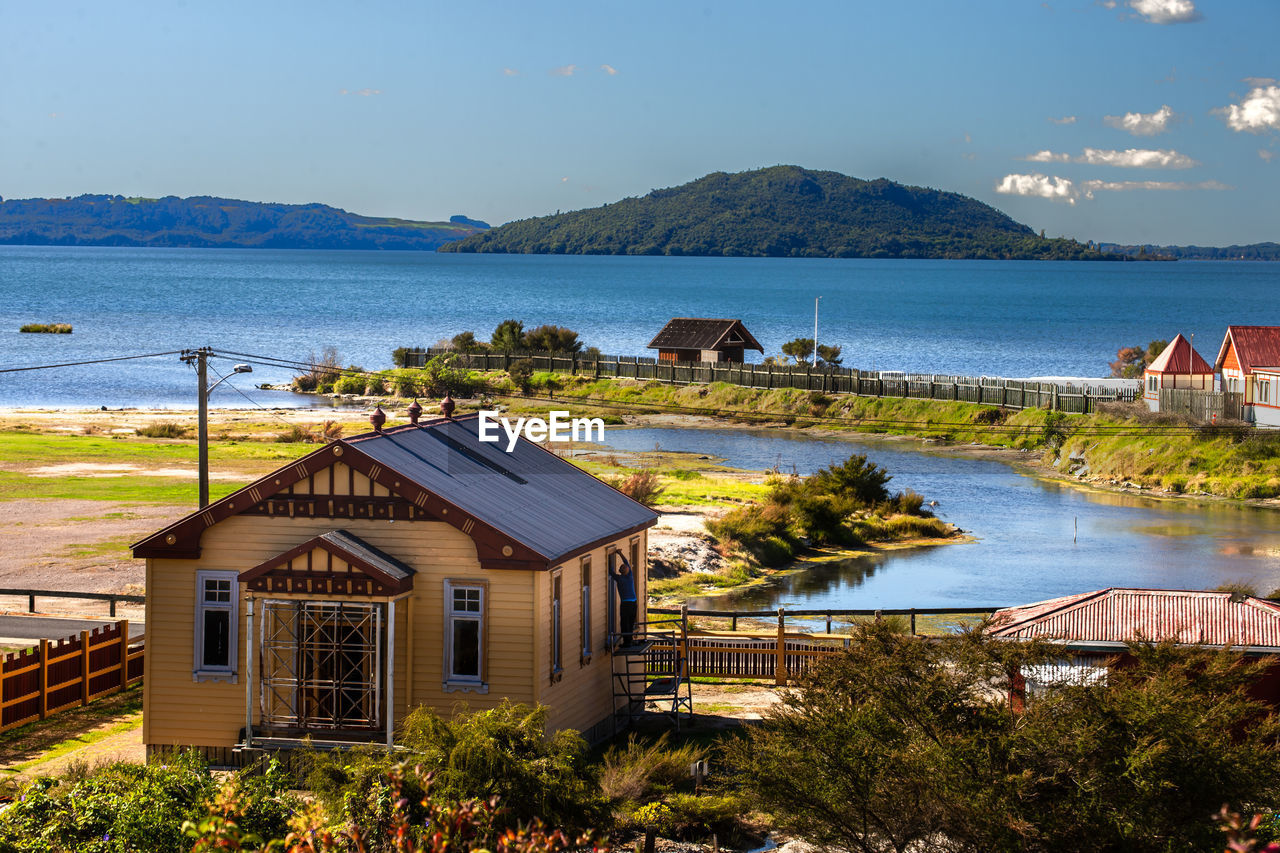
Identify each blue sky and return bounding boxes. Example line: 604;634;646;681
2;0;1277;245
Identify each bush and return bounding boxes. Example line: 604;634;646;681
610;469;666;506
523;325;582;353
508;359;535;394
136;422;187;438
19;323;72;333
365;373;389;396
292;346;341;393
600;733;705;803
333;368;368;395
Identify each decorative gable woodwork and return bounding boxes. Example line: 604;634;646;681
239;531;415;597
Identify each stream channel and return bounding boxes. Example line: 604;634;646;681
598;427;1280;611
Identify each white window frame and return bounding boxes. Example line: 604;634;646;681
194;570;238;682
443;580;487;693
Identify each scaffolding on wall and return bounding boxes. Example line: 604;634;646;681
611;607;693;732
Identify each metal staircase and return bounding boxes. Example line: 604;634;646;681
611;609;693;733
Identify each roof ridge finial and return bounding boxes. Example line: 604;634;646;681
440;393;455;418
370;406;387;431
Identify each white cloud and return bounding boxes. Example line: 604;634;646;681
1048;115;1077;125
503;67;520;77
1021;148;1197;168
1098;0;1117;8
561;176;569;182
1261;149;1277;163
600;64;618;75
1215;83;1280;133
1103;104;1175;136
995;173;1079;204
549;64;577;77
1129;0;1201;24
997;172;1228;203
339;88;382;96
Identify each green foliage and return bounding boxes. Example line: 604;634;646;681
507;358;535;394
608;469;666;506
0;751;295;853
305;702;604;833
1110;339;1168;378
391;346;413;368
291;346;341;393
599;733;706;804
728;623;1280;853
333;367;368;395
1040;409;1069;451
417;354;485;397
522;324;583;353
491;319;525;352
781;337;814;364
816;343;842;366
19;323;72;333
439;166;1125;260
364;373;388;395
451;331;487;353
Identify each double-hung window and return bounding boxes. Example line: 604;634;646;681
194;570;238;681
444;580;486;692
550;570;563;680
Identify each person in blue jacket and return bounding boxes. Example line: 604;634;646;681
610;553;638;647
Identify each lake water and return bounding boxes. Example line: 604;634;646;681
600;426;1280;610
2;246;1279;407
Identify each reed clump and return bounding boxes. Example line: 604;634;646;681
20;323;72;333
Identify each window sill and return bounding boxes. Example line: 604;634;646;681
193;671;237;684
580;653;593;667
550;667;563;684
442;681;488;694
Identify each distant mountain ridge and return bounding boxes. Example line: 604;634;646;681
0;194;486;250
439;165;1122;260
1097;242;1280;261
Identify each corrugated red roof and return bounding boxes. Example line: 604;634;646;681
987;588;1280;648
1146;333;1213;375
1215;326;1280;374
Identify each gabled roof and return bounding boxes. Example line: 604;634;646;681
1145;334;1213;375
132;413;658;569
1215;326;1280;374
240;530;415;596
647;318;764;353
987;588;1280;650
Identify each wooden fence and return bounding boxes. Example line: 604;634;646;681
1158;388;1245;423
402;347;1138;414
647;606;1000;684
0;621;144;733
0;588;146;618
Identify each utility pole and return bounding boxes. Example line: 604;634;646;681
813;296;822;367
181;347;251;509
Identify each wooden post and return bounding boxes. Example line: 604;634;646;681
38;638;49;720
109;596;116;618
775;608;787;686
680;604;690;678
28;594;34;613
116;620;128;694
910;611;917;635
80;630;91;706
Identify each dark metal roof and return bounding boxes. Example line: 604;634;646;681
239;529;416;595
318;530;415;581
346;413;658;564
646;318;764;353
1215;325;1280;374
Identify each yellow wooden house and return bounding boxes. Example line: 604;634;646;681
132;410;657;761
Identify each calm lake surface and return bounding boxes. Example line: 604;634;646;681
600;427;1280;610
2;246;1279;407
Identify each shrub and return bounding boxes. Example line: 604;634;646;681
451;331;487;353
600;733;705;803
292;346;341;393
508;359;535;394
491;319;526;352
522;324;582;354
390;368;423;397
333;368;368;395
391;346;413;368
663;793;750;841
19;323;72;333
420;354;484;397
136;421;187;438
365;373;389;396
610;469;666;506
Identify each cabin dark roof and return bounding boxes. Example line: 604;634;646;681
132;412;658;569
345;415;657;563
647;318;763;353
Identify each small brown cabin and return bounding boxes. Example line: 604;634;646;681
131;412;658;760
647;318;764;363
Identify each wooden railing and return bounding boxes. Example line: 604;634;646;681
647;606;1001;684
0;620;144;733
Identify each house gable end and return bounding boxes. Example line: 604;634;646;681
239;530;415;596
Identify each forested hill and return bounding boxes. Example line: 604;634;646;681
0;195;488;250
439;166;1120;260
1097;241;1280;260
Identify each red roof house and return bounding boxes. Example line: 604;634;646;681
1214;326;1280;426
1142;334;1214;410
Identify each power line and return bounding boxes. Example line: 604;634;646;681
0;350;185;374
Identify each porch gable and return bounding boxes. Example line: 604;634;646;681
239;530;415;597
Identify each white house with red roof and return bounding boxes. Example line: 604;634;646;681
1215;325;1280;428
1142;334;1214;412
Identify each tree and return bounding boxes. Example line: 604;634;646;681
727;623;1280;853
1109;339;1168;378
781;337;814;364
491;319;525;352
451;331;486;353
522;324;583;354
817;343;843;366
